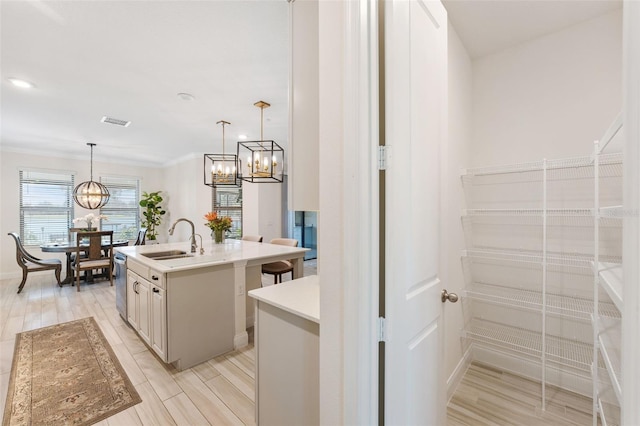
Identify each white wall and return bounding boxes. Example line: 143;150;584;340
0;150;163;278
257;184;283;242
241;181;283;243
162;154;213;244
471;9;622;166
289;0;320;212
318;0;344;423
443;22;472;389
242;182;260;237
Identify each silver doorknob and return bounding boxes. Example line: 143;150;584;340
441;289;459;303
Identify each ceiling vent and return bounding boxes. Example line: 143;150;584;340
101;116;131;127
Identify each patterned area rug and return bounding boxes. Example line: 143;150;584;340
3;317;141;426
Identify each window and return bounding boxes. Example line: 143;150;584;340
20;169;75;245
213;186;242;239
100;176;140;241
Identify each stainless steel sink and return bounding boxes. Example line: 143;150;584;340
140;250;193;260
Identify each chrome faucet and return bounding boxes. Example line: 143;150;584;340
168;218;197;253
194;234;204;255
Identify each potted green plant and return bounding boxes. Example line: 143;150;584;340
139;191;166;241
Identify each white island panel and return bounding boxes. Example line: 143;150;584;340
249;275;320;426
249;274;319;323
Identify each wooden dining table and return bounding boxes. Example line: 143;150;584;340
40;240;129;284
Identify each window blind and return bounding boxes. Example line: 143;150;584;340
100;176;140;241
19;170;75;245
213;186;243;239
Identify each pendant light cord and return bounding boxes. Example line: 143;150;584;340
87;142;96;181
90;144;94;180
260;106;264;141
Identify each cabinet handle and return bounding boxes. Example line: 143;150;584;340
151;275;159;281
134;281;139;294
153;288;160;293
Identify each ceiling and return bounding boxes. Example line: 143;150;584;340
442;0;622;58
1;1;289;167
0;1;622;167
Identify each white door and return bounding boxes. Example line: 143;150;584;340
137;279;151;344
127;271;139;329
384;0;447;425
150;286;166;360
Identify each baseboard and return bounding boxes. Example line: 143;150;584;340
0;271;22;280
0;269;63;280
234;331;249;349
447;346;472;403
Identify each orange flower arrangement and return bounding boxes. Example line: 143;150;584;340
204;211;233;232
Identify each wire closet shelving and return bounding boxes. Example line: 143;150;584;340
459;113;623;425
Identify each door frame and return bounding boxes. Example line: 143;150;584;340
342;0;381;424
320;0;448;424
623;1;640;424
318;0;381;424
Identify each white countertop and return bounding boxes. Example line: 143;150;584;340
248;275;319;323
116;240;308;273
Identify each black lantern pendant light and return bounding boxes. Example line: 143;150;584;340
73;143;110;209
237;100;284;183
204;120;239;187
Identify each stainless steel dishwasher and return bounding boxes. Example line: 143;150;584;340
114;253;128;322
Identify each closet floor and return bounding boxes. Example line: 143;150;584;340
447;362;598;426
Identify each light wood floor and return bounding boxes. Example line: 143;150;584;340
3;260;595;426
0;260;317;426
447;362;598;426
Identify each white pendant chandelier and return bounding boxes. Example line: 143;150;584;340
204;120;239;187
237;100;284;183
73;143;110;209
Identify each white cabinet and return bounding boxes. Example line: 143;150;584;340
125;258;233;369
150;285;166;360
127;270;150;344
137;278;151;344
126;259;166;360
126;270;139;331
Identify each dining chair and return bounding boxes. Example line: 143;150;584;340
73;231;114;291
68;227;86;243
8;232;62;293
134;228;147;245
261;238;299;285
242;235;263;242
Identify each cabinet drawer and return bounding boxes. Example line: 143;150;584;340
148;269;165;289
129;259;165;289
128;259;149;278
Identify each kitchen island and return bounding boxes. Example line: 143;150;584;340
249;275;319;425
116;239;308;370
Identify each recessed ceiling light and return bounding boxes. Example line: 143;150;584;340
238;134;247;140
177;92;195;101
8;78;35;89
